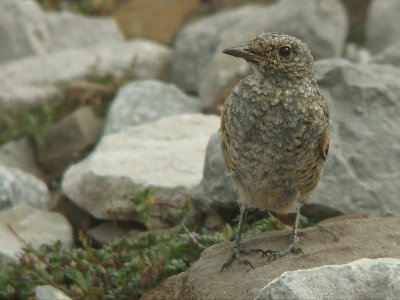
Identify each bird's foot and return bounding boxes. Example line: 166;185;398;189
258;237;302;261
221;244;259;271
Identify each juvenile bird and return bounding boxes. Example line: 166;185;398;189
220;32;329;270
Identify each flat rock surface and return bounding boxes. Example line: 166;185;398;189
256;257;400;299
0;205;73;263
143;215;400;300
104;79;200;135
62;114;219;224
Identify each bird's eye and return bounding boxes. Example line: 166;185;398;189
279;46;292;57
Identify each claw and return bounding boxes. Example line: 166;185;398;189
221;246;255;271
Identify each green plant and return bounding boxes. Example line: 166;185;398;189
0;99;63;147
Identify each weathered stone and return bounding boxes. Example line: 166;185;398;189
0;40;171;117
192;59;400;218
172;0;347;97
366;0;400;54
0;0;52;63
190;132;238;219
256;258;400;300
373;40;400;67
114;0;200;44
36;107;104;178
142;215;400;300
87;221;140;245
0;166;50;211
199;0;348;109
0;138;43;178
0;205;73;263
45;11;124;52
62;114;219;227
104;79;201;135
35;285;72;300
315;59;400;216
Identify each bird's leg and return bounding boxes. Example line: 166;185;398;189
221;204;255;271
259;207;303;260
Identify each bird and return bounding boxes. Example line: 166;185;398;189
220;32;329;271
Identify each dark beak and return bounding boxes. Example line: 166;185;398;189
222;46;255;60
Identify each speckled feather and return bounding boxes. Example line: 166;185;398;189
221;32;329;216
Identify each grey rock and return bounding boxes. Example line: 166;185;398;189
104;79;201;135
0;0;52;63
142;215;400;300
0;166;50;211
366;0;400;54
45;11;124;52
0;205;73;263
315;59;400;216
36;106;104;178
62;114;219;227
255;258;400;300
35;285;72;300
171;5;261;93
172;0;347;97
0;137;43;178
373;40;400;67
193;59;400;217
191;132;238;216
0;40;171;118
199;0;348;109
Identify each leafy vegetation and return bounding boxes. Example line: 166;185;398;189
0;99;63;147
35;0;118;15
0;210;311;300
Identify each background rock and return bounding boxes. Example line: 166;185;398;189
35;285;72;300
199;0;348;109
0;138;43;178
0;0;52;63
315;59;400;216
62;114;219;226
373;40;400;67
256;258;400;300
36;106;104;178
190;132;238;220
104;79;201;135
366;0;400;54
172;0;348;101
0;166;50;211
192;59;400;218
45;11;123;51
143;215;400;300
0;205;73;263
114;0;200;44
0;39;171;116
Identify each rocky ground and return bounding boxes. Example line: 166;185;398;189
1;0;400;299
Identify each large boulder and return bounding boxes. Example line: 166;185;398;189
366;0;400;54
62;114;219;227
0;138;43;178
0;166;50;211
256;258;400;299
104;80;201;135
45;11;124;52
0;0;51;63
0;205;73;263
192;59;400;218
0;40;171;120
172;0;348;103
143;215;400;299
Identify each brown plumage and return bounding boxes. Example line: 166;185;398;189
220;32;329;270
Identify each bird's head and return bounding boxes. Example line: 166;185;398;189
223;32;314;81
